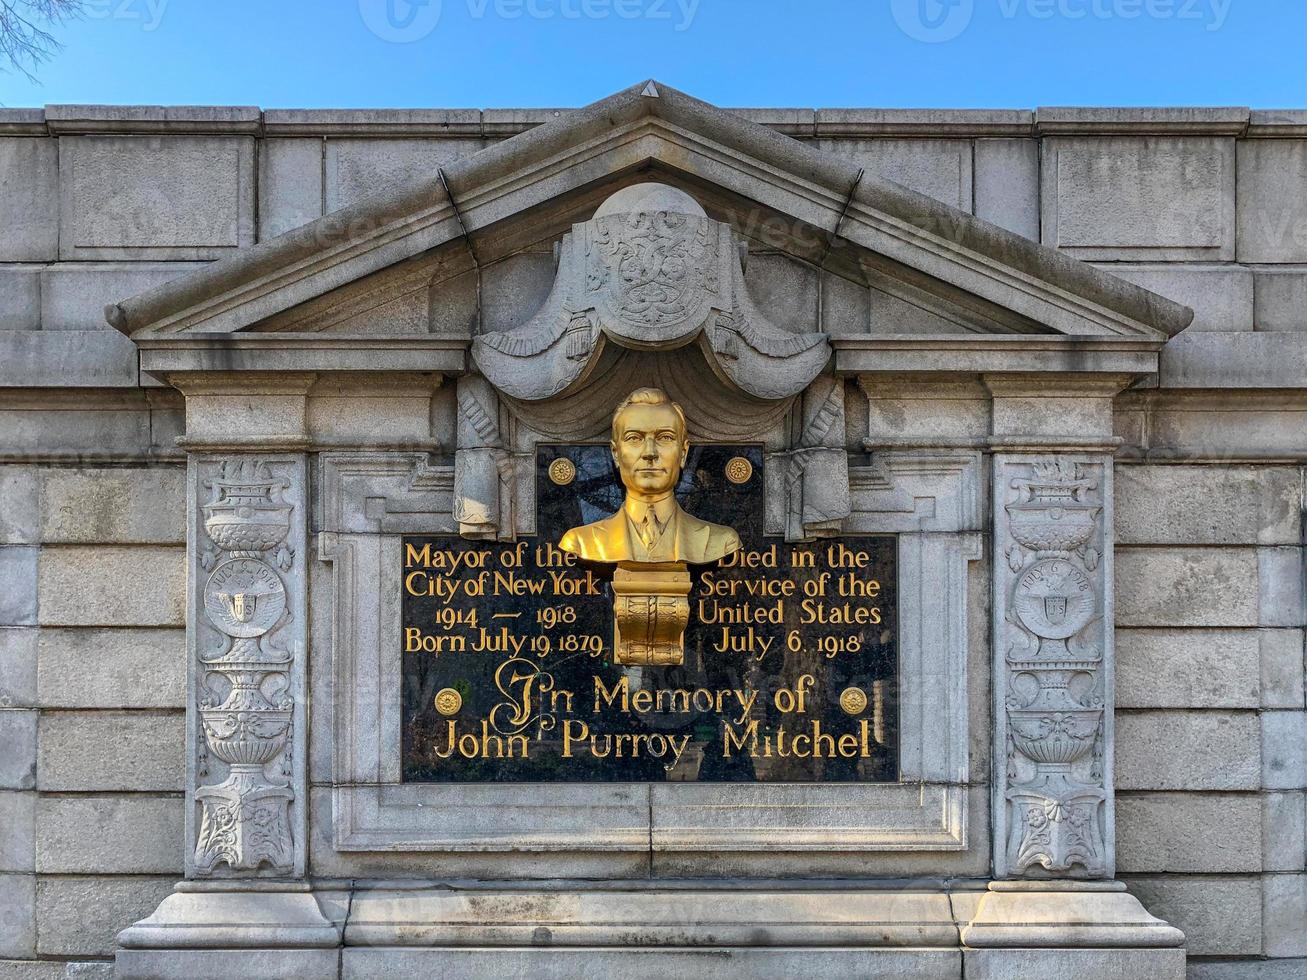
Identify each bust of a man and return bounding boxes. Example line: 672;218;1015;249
559;387;741;565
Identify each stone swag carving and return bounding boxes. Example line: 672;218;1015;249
193;458;301;875
997;456;1109;879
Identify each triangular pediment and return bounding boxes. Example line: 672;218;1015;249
107;81;1192;381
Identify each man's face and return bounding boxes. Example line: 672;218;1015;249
611;403;687;497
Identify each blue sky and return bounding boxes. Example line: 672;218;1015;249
0;0;1300;109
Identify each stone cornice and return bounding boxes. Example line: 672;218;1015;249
834;335;1162;377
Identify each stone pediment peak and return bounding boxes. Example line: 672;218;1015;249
104;79;1193;363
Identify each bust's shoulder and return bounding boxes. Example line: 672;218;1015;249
559;511;628;561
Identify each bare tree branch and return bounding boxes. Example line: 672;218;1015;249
0;0;83;82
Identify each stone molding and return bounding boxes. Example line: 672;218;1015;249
186;453;308;877
992;454;1115;880
318;448;980;855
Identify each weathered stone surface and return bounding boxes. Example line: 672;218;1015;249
1105;264;1252;333
117;950;342;980
1260;547;1307;628
0;268;39;331
1264;873;1307;957
1254;269;1307;331
39;264;195;332
0;794;33;872
1116;629;1259;709
1188;959;1307;980
0;548;36;627
36;546;185;627
37;628;184;708
964;948;1185;980
1116;547;1260;628
1263;710;1307;790
1043;136;1235;260
0;874;34;957
0;331;140;389
1160;332;1307;389
0;629;36;708
1116;711;1260;791
1117;792;1261;872
35;875;174;956
36;711;184;791
0;139;58;261
39;468;185;544
324;137;483;212
0;468;37;545
1128;875;1261;956
974;139;1039;239
1238;139;1307;262
58;135;255;260
1262;629;1307;710
1264;791;1307;872
818;138;973;210
35;795;182;874
258;138;324;240
0;711;35;789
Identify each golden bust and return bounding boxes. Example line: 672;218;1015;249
559;387;741;565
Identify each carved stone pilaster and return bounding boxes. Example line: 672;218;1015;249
453;374;516;541
188;455;307;878
993;454;1113;880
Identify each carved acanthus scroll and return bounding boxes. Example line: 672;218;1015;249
191;456;305;877
767;375;850;541
453;375;516;541
994;455;1111;879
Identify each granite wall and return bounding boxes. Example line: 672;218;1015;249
0;105;1304;978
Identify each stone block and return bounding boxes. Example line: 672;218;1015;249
1238;139;1307;262
0;331;140;389
258;138;323;240
1188;960;1307;980
1043;136;1235;261
1260;547;1307;628
0;548;36;627
0;268;40;331
1115;629;1259;709
0;874;34;958
1263;710;1307;790
35;795;182;874
743;253;818;333
36;710;183;791
36;546;185;627
39;468;185;544
1116;711;1260;791
58;135;255;260
1160;331;1307;389
1262;629;1307;709
0;629;36;708
0;468;38;546
37;628;184;708
1254;269;1307;332
35;875;174;956
1127;875;1261;957
0;138;58;261
817;138;973;210
0;711;35;789
0;794;33;872
1264;873;1307;958
39;264;194;332
324;137;483;212
116;950;342;980
974;139;1039;239
1104;264;1252;333
1117;792;1261;872
1116;547;1260;628
964;948;1185;980
1264;791;1307;872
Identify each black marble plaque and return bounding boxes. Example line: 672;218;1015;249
401;445;898;782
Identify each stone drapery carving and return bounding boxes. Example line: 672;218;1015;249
190;455;306;877
453;374;516;541
993;455;1112;880
472;183;831;403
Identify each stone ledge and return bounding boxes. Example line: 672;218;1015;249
44;105;262;135
1035;106;1250;136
